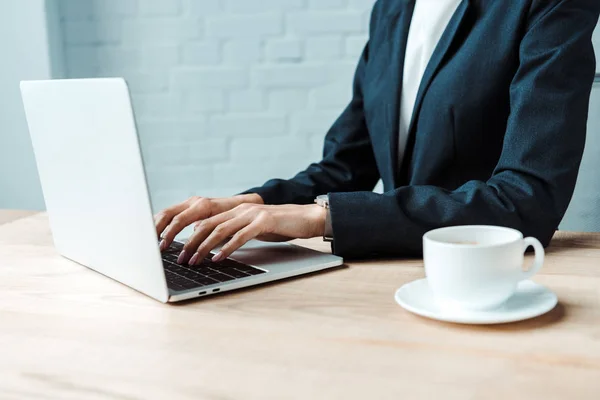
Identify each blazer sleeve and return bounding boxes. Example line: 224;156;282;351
242;12;381;206
329;0;600;258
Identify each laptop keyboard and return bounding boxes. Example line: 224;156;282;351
161;241;266;292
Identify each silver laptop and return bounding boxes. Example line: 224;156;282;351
20;78;343;303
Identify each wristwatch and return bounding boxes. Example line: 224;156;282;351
315;194;334;242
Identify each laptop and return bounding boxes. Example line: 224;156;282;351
20;78;343;303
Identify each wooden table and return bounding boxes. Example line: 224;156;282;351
1;211;599;399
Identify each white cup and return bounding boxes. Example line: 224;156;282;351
423;225;545;311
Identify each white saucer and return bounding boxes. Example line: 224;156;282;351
395;279;558;324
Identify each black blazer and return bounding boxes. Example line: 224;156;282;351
246;0;600;258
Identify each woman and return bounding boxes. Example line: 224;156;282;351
155;0;600;264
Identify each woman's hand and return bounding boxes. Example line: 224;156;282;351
154;193;264;251
179;203;327;265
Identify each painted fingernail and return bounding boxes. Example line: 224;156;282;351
212;251;225;263
189;253;199;265
177;250;187;264
159;240;167;251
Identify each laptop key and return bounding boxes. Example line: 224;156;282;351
163;254;178;263
192;277;218;287
178;278;201;290
166;265;186;275
217;268;249;278
209;273;237;283
170;242;184;250
192;266;216;276
183;270;204;281
234;264;261;272
168;283;185;291
238;267;266;275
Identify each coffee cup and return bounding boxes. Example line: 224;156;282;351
423;225;545;311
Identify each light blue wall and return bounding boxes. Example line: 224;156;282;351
1;3;599;225
0;0;64;210
560;82;600;231
58;0;375;212
559;23;600;231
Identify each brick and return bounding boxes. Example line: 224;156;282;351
229;90;266;112
182;42;221;65
287;11;364;34
61;0;137;19
306;36;343;61
179;90;226;113
309;0;347;9
206;13;283;38
92;0;137;16
230;137;310;161
64;46;141;77
226;0;305;13
63;20;122;45
140;46;180;69
65;46;99;77
327;61;359;85
139;0;182;16
347;0;377;10
209;115;286;137
171;67;248;89
253;65;329;88
183;0;222;15
58;0;94;20
223;39;262;64
345;35;367;58
151;190;197;214
188;139;229;163
145;166;213;191
73;48;140;79
265;39;303;62
290;110;339;135
212;161;308;187
122;19;202;45
310;82;352;109
144;139;228;166
120;71;170;94
58;0;377;202
131;93;177;117
95;46;142;71
268;89;309;112
310;134;326;157
137;119;208;142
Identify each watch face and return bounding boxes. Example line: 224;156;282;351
316;195;329;208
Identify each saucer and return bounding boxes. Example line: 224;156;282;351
395;279;558;324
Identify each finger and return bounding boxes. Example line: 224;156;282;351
162;199;212;249
154;199;193;238
214;221;263;262
182;204;254;257
189;216;254;265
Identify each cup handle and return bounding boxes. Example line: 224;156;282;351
521;237;545;280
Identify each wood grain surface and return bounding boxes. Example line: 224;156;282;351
0;211;599;400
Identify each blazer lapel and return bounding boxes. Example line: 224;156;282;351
397;0;472;184
383;0;415;187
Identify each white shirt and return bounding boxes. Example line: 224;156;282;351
398;0;462;166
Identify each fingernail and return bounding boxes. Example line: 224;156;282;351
177;250;187;264
189;253;199;265
212;251;225;263
159;240;167;251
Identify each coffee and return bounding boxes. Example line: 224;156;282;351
449;240;479;245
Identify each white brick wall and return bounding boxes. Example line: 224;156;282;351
59;0;376;211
